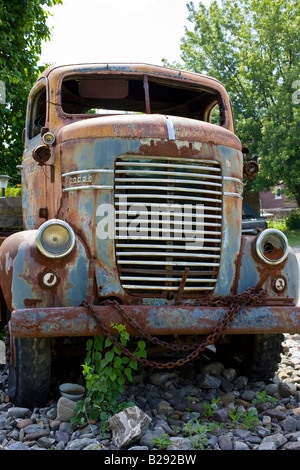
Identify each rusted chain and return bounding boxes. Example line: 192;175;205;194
81;287;266;370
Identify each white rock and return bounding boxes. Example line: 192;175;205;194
108;406;151;448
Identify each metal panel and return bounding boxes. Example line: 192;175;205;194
9;303;300;338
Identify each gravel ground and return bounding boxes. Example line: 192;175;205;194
0;333;300;451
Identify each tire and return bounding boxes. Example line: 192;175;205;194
215;334;283;381
8;337;51;408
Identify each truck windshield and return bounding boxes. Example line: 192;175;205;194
61;75;223;125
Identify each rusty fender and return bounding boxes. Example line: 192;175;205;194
9;302;300;338
0;230;91;313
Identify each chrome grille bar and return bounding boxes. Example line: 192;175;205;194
114;156;222;297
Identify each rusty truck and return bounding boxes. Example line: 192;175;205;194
0;63;299;408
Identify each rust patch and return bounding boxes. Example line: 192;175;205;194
24;298;42;308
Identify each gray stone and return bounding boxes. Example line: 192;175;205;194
259;441;277;450
233;441;250;450
201;361;224;376
282;441;300;450
149;372;170;386
24;423;47;434
241;390;256;401
24;429;50;441
155;419;176;436
197;374;221;389
246;435;261;444
260;433;287;448
109;406;151;448
233;376;248;389
66;438;99;450
249;381;265;392
139;427;166;449
56;397;77;422
279;381;297;397
212;408;229;423
218;435;233;450
167;436;194;450
83;442;101;450
128;446;149;450
218;375;234;393
37;437;56;449
55;430;70;445
264;383;279;396
59;421;73;435
264;408;287;420
176;384;200;398
222;368;237;381
280;416;299;432
7;407;31;419
233;429;251;439
156;400;173;415
46;408;57;420
6;441;29;450
208;435;218;447
7;430;19;440
55;441;65;450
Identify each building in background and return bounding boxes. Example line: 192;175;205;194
260;184;297;218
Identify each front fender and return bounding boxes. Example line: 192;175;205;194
0;230;90;312
237;235;299;304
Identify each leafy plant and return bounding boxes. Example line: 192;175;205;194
72;323;146;424
252;390;277;404
202;402;215;419
5;186;22;197
186;420;211;449
228;406;242;426
202;397;222;419
286;210;300;230
0;1;63;184
152;433;172;450
241;409;260;430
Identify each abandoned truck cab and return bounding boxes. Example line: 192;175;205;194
0;63;299;408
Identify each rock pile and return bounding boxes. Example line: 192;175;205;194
0;334;299;451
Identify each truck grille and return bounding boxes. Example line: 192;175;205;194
114;156;222;297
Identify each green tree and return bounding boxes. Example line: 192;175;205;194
165;0;300;207
0;0;62;185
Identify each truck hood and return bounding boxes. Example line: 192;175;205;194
57;114;242;151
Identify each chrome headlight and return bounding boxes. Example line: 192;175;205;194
36;219;75;258
255;228;289;265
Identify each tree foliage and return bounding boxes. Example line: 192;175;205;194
0;0;62;184
165;0;300;206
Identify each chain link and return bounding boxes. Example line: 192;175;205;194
82;287;266;370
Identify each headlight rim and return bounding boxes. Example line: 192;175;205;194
36;219;75;259
255;228;289;265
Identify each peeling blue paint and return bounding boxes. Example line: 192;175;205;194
12;242;35;309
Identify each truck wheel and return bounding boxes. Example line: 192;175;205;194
216;334;283;381
8;337;51;408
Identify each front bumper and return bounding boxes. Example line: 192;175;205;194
9;302;300;338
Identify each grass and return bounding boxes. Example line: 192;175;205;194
284;229;300;247
267;219;300;247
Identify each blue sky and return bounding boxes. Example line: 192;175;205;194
40;0;210;68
